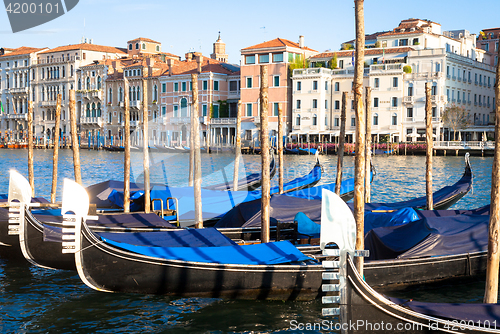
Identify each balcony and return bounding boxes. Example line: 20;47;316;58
9;87;29;94
390;106;399;111
468;101;472;106
403;96;414;104
405;117;414;122
452;76;456;81
211;118;237;125
80;117;103;126
293;125;301;130
431;95;446;103
389;125;398;130
119;102;124;108
169;117;190;125
130;101;141;109
79;90;102;100
404;72;443;80
309;125;317;130
3;113;27;120
228;90;240;97
468;79;472;84
200;116;208;124
475;80;479;85
34;56;80;65
40;101;57;107
457;77;462;82
370;63;403;74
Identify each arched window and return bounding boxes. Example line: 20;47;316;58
135;43;139;50
62;66;65;78
180;98;188;117
129;44;132;50
97;76;101;90
312;114;317;126
296;114;301;126
62;85;66;100
373;113;379;126
132;87;136;101
392;113;397;126
97;103;101;117
70;65;74;77
92;103;96;117
119;87;123;102
78;79;81;90
156;45;160;52
153;85;158;101
86;77;90;90
86;103;90;117
108;88;113;104
129;86;132;101
137;86;141;101
142;43;146;50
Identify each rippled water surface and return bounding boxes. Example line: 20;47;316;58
0;149;494;333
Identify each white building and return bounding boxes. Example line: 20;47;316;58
31;42;127;142
0;47;47;141
292;18;496;143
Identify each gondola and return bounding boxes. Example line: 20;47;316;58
298;147;318;155
203;153;277;191
284;148;299;155
344;254;500;333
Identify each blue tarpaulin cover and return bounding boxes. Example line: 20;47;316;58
365;214;489;260
101;238;310;265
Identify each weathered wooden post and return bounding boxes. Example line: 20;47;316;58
27;101;34;194
69;90;82;185
260;65;270;243
189;101;195;186
123;78;131;213
353;0;366;275
278;103;284;194
192;73;203;228
365;87;372;203
425;82;433;210
142;79;151;213
233;101;242;191
335;92;347;195
50;94;62;203
484;42;500;304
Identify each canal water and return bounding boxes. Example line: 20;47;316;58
0;149;494;333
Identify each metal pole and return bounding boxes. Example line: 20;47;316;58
278;103;284;194
142;79;150;213
335;92;347;195
425;82;433;210
233;101;242;191
123;78;131;213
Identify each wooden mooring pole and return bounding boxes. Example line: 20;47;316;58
50;94;62;203
484;42;500;304
123;78;131;213
233;101;242;191
365;87;372;203
335;92;347;195
278;103;284;194
353;0;366;275
69;90;82;185
260;65;270;243
27;101;34;194
142;79;150;213
192;74;203;228
425;82;433;210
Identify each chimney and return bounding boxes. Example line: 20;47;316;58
167;58;174;76
299;35;304;48
196;55;202;73
185;52;193;61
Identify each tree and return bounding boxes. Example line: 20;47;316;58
288;54;309;75
442;104;471;140
314;61;326;68
342;43;354;50
403;65;412;73
330;52;338;69
374;41;381;48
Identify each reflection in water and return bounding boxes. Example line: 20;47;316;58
0;150;494;333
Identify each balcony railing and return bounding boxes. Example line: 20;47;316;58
40;101;56;107
211;118;237;125
9;87;29;94
80;117;103;126
130;101;141;109
3;113;27;120
78;90;102;100
169;117;190;124
403;96;414;103
34;56;80;65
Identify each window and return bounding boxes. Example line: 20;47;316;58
142;43;146;50
413;38;419;45
408;86;413;96
296;100;301;109
432;107;437;118
351;117;355;126
86;77;90;90
313;81;318;90
246;103;252;116
97;76;101;90
213;81;219;91
392;97;397;107
273;76;280;87
431;84;437;96
325;100;328;109
156;45;160;52
129;44;132;50
312;115;317;126
133;70;137;76
334;117;339;127
135;43;139;50
296;81;301;91
373;114;378;125
203;80;208;90
162;83;166;93
335;100;340;110
325;81;328;91
335;82;340;91
273;103;279;116
189;82;192;91
407;108;413;118
182;82;186;92
296;115;301;126
229;81;238;91
173;105;178;117
392;113;397;125
246;77;252;88
162;106;166;116
399;39;408;46
108;88;113;104
202;104;208;116
153;85;158;101
374;78;379;88
272;53;283;62
339;60;344;68
373;97;379;108
259;54;269;63
312;99;318;109
393;77;398;88
212;105;219;118
245;55;255;64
